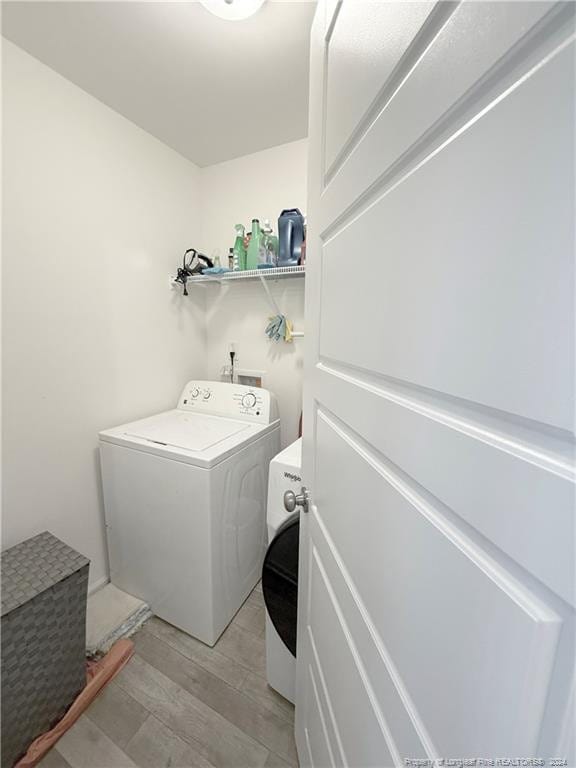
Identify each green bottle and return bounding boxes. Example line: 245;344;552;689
232;224;246;271
246;218;262;271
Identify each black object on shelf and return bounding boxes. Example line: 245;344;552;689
174;249;214;295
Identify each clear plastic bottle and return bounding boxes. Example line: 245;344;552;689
262;219;278;266
232;224;246;271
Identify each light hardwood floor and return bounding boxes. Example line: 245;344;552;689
40;584;297;768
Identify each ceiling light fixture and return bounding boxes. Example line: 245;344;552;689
199;0;267;22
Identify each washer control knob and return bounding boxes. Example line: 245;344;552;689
241;392;257;409
190;388;200;398
203;390;211;400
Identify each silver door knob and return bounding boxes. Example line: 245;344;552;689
284;487;309;514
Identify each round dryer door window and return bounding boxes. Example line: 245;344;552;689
262;512;299;657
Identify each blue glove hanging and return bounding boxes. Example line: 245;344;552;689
265;314;293;343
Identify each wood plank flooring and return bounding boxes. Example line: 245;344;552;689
39;583;297;768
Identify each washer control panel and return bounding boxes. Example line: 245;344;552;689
178;381;277;424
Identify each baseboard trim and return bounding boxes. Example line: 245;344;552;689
87;575;110;596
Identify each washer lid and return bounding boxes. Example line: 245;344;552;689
99;409;277;468
124;411;250;452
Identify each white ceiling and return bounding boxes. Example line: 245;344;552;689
2;1;316;167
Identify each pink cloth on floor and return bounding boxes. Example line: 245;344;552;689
15;639;135;768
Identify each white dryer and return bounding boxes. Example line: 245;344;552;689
263;438;302;704
99;381;280;646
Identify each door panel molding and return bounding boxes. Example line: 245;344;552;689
318;42;575;431
313;361;574;604
311;508;437;761
321;2;573;232
304;661;337;768
317;406;563;625
306;569;349;767
324;0;441;181
309;544;400;765
323;0;342;44
313;406;562;754
316;360;573;477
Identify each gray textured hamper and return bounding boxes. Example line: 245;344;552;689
1;532;89;768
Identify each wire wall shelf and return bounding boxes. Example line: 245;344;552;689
171;265;305;287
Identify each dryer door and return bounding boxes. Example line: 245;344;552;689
262;513;299;657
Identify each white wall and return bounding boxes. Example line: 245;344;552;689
204;279;305;447
2;41;206;589
199;140;308;447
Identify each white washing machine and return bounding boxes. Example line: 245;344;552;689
99;381;280;646
263;438;302;704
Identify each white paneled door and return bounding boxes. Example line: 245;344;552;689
296;2;575;765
